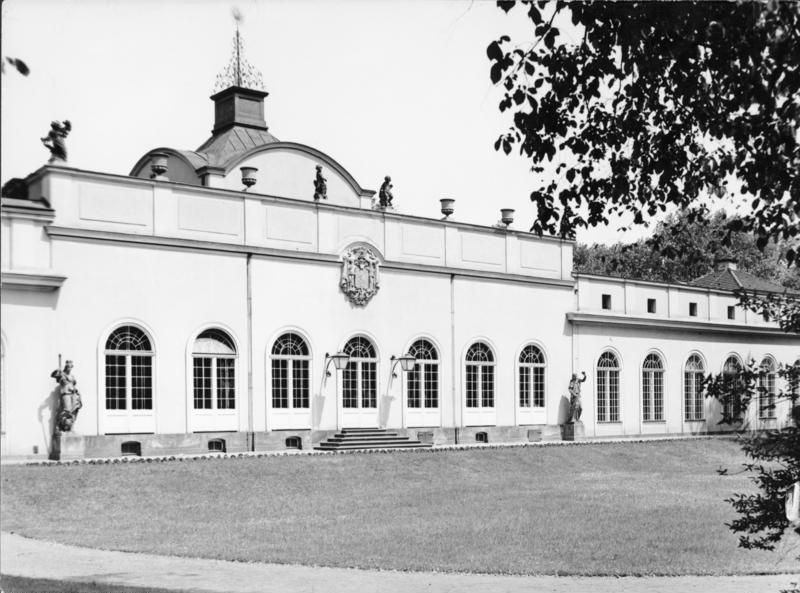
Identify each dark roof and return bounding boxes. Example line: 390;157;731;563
690;268;789;294
194;126;280;169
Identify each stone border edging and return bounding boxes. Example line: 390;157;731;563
12;435;729;467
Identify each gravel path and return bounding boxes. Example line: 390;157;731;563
2;532;797;593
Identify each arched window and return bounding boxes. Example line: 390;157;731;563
642;353;664;422
271;333;310;410
684;354;705;421
465;342;495;409
407;339;439;409
343;336;377;410
105;325;153;411
596;351;620;423
519;345;545;408
759;357;776;419
722;355;743;420
193;329;236;410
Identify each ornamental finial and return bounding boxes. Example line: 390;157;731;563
214;8;265;93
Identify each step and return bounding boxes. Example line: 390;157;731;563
331;432;399;439
329;435;407;442
314;442;432;450
318;439;419;447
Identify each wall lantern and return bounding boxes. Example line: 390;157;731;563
500;208;515;227
390;354;417;378
240;166;259;191
440;198;455;219
324;352;350;377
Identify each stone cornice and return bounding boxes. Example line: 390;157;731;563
45;226;575;289
566;311;798;338
1;270;66;292
1;198;55;222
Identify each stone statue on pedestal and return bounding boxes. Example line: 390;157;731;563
568;371;587;423
313;165;327;200
378;176;394;208
41;120;72;163
51;359;82;432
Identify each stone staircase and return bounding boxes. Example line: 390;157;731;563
314;428;432;451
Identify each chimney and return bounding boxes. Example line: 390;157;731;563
715;257;738;271
210;86;269;134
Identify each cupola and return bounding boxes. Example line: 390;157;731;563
211;17;269;134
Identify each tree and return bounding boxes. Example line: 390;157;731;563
488;0;800;569
1;57;29;76
575;210;800;290
487;1;799;262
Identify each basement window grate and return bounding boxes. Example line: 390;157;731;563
121;441;142;457
285;436;302;450
475;431;489;443
208;439;226;453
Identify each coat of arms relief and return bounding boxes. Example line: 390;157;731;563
340;246;380;305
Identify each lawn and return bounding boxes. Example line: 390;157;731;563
2;439;798;576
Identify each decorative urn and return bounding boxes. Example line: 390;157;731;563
240;166;259;190
440;198;455;218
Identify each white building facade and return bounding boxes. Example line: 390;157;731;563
1;83;798;460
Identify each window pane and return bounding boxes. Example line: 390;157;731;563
193;357;211;410
407;364;421;408
363;362;377;408
533;367;545;408
424;362;438;408
217;358;235;409
343;362;357;408
519;366;530;408
643;371;652;420
131;355;153;410
482;365;494;408
272;359;288;408
292;359;309;409
597;370;607;422
609;370;619;422
105;354;126;410
466;365;478;408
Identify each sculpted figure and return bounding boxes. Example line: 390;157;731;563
378;175;394;208
51;359;82;432
313;165;327;200
41;120;72;163
568;372;587;423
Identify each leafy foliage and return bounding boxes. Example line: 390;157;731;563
703;359;800;555
2;57;29;76
488;0;800;564
488;1;799;264
574;210;800;289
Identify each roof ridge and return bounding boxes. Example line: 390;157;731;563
728;269;744;289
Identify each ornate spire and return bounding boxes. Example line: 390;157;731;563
214;9;265;92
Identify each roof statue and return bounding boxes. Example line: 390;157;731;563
377;176;394;209
214;9;265;92
41;120;71;163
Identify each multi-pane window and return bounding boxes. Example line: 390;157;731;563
465;342;494;409
642;353;664;422
105;325;153;411
407;339;438;409
759;357;776;419
596;351;620;422
684;354;705;421
271;333;310;409
342;337;377;409
193;329;236;411
519;345;545;408
722;355;743;419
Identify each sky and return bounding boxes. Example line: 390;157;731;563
1;0;655;245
